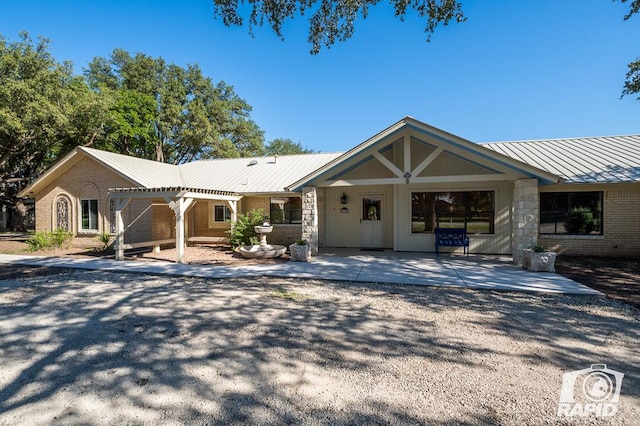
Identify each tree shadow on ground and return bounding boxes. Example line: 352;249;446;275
0;270;638;424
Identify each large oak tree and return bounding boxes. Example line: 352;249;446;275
85;49;265;164
1;35;266;230
0;33;108;230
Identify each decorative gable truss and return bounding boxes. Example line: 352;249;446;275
310;132;532;188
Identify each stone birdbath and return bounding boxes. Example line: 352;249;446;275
238;222;286;259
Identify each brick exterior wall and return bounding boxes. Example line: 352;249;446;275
187;201;229;239
35;156;153;243
540;188;640;257
151;204;175;240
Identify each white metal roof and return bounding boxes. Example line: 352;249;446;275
80;147;183;188
24;126;638;199
179;152;343;193
482;135;640;183
83;147;342;193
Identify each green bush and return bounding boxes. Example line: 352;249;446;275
51;228;74;249
25;231;50;252
227;209;266;249
26;228;74;252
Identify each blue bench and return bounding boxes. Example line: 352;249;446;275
435;228;469;256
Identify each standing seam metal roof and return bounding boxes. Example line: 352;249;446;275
482;135;640;183
81;133;640;193
81;147;343;193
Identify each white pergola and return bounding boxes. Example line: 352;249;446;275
110;187;242;263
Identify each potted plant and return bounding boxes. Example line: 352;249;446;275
522;244;557;272
289;239;311;262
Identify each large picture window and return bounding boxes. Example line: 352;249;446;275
540;192;602;235
270;197;302;224
412;191;495;234
81;199;99;231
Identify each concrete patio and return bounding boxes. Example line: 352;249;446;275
0;249;601;295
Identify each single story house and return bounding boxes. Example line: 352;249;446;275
19;116;640;263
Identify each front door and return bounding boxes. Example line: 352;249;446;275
360;195;383;248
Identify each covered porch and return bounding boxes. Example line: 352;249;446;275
290;118;561;263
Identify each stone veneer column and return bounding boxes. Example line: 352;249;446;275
301;187;318;255
512;179;539;265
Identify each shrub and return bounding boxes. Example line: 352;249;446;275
25;228;74;252
227;209;266;249
25;231;50;252
51;228;74;249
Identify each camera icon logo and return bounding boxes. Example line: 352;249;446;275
558;364;624;418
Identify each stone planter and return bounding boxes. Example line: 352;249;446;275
289;243;311;262
522;249;557;272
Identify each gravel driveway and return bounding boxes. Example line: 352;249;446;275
1;268;638;425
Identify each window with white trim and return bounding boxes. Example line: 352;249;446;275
213;204;231;222
80;199;99;231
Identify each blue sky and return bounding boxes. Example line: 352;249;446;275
1;0;639;152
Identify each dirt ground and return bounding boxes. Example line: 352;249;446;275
1;268;638;425
555;257;640;309
1;232;638;308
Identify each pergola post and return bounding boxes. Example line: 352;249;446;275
228;200;238;223
167;196;194;263
113;198;131;260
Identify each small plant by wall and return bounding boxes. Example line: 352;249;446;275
96;232;113;251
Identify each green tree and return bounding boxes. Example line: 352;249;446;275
264;138;315;155
0;32;107;230
96;88;159;159
85;49;265;163
620;0;640;99
623;59;640;99
212;0;465;54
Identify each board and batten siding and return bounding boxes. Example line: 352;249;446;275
323;185;394;248
394;181;514;254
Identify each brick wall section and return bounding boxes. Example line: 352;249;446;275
512;179;539;264
540;188;640;257
151;204;175;240
35;156;153;243
187;201;229;238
